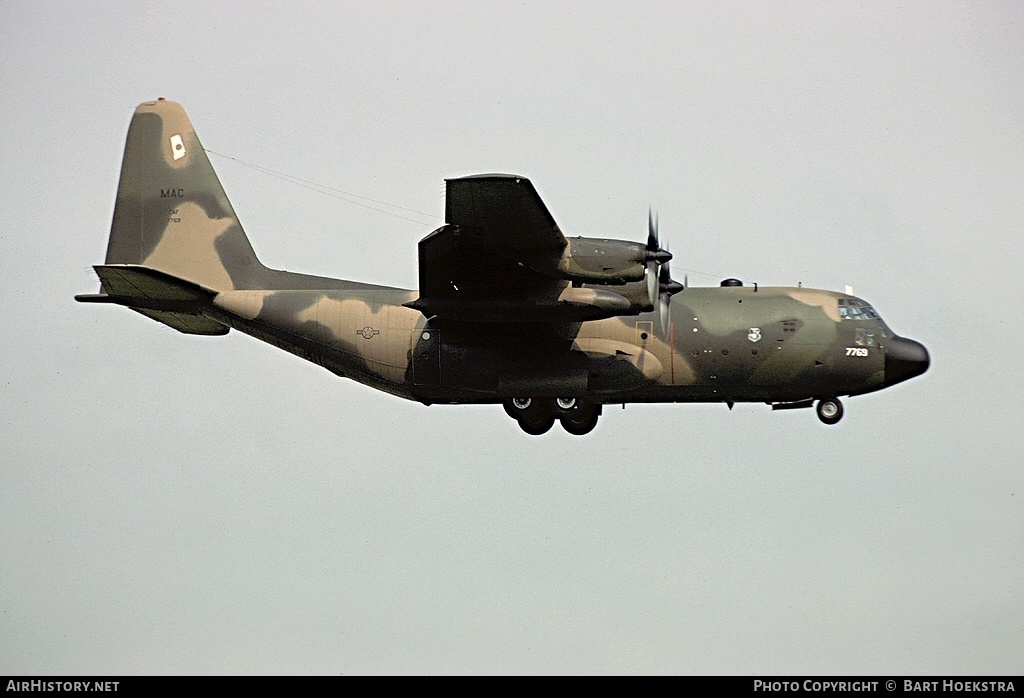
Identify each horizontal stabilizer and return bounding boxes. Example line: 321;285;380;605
131;308;229;335
78;264;228;335
74;293;116;304
90;264;216;308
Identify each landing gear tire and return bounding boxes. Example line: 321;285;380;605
560;410;600;435
504;397;556;436
557;400;602;436
519;415;555;435
816;397;844;425
503;397;533;420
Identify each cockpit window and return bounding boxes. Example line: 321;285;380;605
854;328;877;347
838;298;879;320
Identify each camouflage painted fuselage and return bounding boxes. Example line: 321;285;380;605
206;283;891;406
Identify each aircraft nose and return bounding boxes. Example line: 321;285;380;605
884;336;930;387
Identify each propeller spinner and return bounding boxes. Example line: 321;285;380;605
658;253;684;331
646;209;672;307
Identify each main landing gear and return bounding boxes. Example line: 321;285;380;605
503;398;603;436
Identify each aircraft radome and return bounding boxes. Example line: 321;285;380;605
78;99;930;436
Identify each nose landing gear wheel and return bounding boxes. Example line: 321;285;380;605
816;397;844;425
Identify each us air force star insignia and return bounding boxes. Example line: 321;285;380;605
748;327;762;343
358;326;380;340
170;134;186;160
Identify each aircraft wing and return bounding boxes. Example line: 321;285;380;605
444;174;565;255
407;175;631;323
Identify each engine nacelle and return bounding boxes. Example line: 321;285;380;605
556;237;651;284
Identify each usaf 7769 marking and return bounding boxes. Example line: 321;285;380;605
78;99;929;435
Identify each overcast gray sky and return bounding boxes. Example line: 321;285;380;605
2;1;1021;675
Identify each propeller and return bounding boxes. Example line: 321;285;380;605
646;209;671;307
658;249;685;332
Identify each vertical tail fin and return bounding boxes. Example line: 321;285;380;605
105;99;265;292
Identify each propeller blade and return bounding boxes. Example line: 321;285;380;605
646;262;658;307
646;209;671;264
658;253;677;332
645;209;674;311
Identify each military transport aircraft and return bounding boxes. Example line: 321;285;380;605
77;99;929;435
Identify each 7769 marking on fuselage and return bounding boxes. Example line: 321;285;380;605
846;347;869;357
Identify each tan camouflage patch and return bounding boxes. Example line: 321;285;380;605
787;289;842;322
572;338;664;381
143;201;236;291
213;290;268;319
